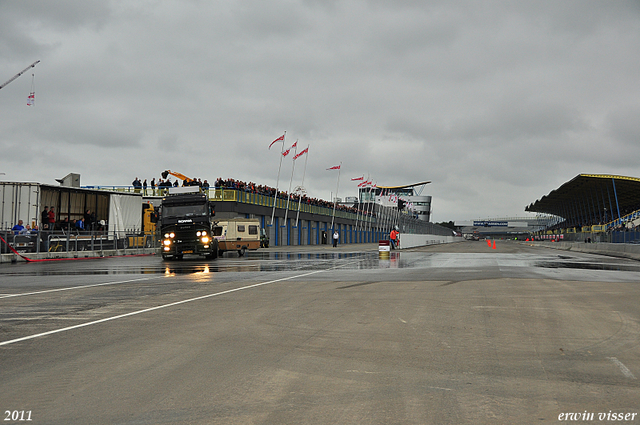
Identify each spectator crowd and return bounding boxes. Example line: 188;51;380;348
131;175;375;217
213;177;374;217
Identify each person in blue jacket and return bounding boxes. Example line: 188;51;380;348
12;220;25;235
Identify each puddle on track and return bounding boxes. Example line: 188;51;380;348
2;251;640;276
534;261;640;272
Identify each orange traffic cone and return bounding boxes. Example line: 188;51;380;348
492;240;496;249
487;239;491;247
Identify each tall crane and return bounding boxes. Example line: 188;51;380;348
0;60;40;90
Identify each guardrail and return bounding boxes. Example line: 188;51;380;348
84;185;375;223
209;188;374;223
1;230;157;256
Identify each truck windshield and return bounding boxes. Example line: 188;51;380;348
163;204;207;218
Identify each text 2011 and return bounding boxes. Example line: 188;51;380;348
4;411;32;422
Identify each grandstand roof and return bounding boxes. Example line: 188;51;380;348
377;181;431;190
525;174;640;219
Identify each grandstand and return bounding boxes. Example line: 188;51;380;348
359;181;433;222
525;174;640;243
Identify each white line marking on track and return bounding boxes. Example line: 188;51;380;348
0;277;156;299
0;261;361;347
607;357;637;379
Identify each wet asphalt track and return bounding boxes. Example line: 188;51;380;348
0;241;639;424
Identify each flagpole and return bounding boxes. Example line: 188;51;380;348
351;177;364;233
283;140;298;226
295;145;310;228
359;178;366;233
270;131;286;226
330;162;342;231
367;182;376;235
385;190;392;235
366;180;374;235
361;178;369;231
363;175;371;233
354;186;361;235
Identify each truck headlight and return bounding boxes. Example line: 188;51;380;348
201;236;209;243
163;239;172;246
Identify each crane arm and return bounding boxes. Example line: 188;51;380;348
161;170;195;183
0;60;40;90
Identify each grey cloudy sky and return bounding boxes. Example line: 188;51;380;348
2;1;639;222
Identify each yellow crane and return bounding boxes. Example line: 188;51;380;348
161;170;196;185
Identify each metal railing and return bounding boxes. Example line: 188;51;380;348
1;229;158;256
83;185;376;223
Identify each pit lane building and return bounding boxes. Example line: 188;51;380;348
358;181;433;222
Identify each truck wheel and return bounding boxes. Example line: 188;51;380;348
238;248;246;257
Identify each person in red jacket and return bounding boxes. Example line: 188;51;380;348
390;228;399;249
48;207;56;230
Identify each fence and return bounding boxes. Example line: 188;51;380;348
542;231;640;244
1;229;157;256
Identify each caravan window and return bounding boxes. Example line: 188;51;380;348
212;227;223;236
248;225;258;235
237;225;245;232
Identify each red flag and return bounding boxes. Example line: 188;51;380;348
291;141;297;149
326;165;341;170
293;147;308;160
282;148;291;157
269;134;285;149
351;176;364;181
27;92;35;106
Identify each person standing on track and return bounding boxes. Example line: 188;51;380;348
390;227;399;249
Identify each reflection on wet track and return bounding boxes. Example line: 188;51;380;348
3;249;640;277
